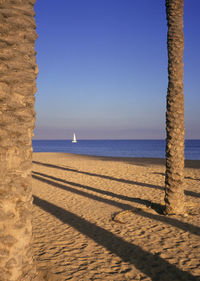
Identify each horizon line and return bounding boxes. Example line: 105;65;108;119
32;138;200;141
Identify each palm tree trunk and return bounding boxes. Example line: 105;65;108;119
165;0;185;214
0;1;38;280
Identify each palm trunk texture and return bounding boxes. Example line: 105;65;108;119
0;1;38;280
165;0;185;214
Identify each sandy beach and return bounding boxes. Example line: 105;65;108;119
32;153;200;281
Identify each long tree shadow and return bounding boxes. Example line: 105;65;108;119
153;172;200;198
33;195;198;281
33;161;200;198
32;173;135;210
33;160;163;190
33;171;153;204
186;177;200;182
185;190;200;198
33;161;200;199
32;172;200;236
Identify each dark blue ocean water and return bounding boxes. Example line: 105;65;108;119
32;139;200;160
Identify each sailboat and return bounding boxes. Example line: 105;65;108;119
72;132;77;143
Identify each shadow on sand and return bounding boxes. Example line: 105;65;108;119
33;195;198;281
33;160;163;190
32;172;200;236
153;172;200;198
33;161;200;200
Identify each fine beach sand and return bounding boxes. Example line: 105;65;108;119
32;153;200;281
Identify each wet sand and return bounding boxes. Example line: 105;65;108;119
32;153;200;281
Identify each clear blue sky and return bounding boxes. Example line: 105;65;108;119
34;0;200;140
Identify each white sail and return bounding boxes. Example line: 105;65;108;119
72;133;77;143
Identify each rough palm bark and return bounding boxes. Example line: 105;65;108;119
0;0;38;280
165;0;185;214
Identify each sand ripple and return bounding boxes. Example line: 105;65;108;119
32;153;200;280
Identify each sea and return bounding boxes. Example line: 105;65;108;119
32;139;200;160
